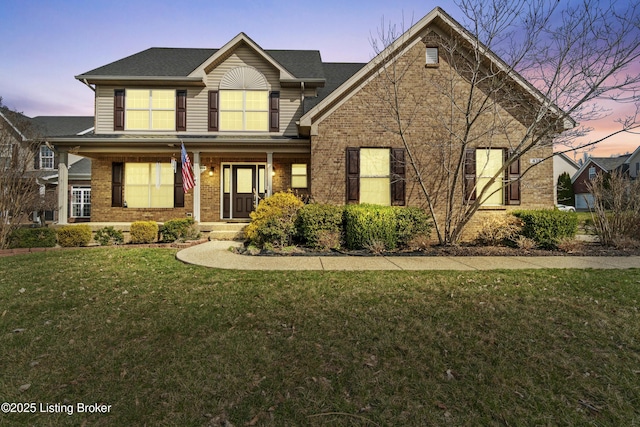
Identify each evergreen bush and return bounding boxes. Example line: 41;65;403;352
56;225;92;247
513;209;577;249
296;204;344;249
8;227;57;249
94;226;124;246
130;221;159;244
160;218;200;242
245;191;304;248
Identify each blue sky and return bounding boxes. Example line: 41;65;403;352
1;0;638;157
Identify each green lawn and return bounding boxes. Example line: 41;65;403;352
1;248;639;426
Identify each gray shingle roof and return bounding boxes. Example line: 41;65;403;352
77;47;327;80
592;155;630;172
68;157;92;178
304;62;366;112
31;116;94;137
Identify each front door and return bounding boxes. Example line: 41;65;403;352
232;165;256;218
222;164;266;219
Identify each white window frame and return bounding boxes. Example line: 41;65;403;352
219;90;269;131
71;186;91;218
588;166;597;180
476;148;504;206
125;89;176;131
291;163;308;189
40;145;54;170
124;163;174;208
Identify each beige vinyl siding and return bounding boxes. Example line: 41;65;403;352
95;86;116;134
93;45;306;136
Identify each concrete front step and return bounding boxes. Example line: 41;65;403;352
205;222;248;241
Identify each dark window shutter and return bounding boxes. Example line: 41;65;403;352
346;148;360;203
174;162;184;207
33;147;40;170
269;91;280;132
208;90;219;131
54;151;59;169
112;162;124;207
176;90;187;131
391;148;406;206
464;148;476;201
506;150;521;205
114;90;125;131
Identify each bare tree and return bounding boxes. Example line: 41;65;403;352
369;0;640;245
0;99;47;248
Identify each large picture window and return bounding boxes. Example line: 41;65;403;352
124;163;174;208
219;90;268;131
126;89;175;130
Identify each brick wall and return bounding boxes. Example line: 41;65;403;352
310;41;554;241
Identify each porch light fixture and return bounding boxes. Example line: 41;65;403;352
271;167;276;177
208;166;214;177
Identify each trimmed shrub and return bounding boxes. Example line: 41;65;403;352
8;227;57;249
56;225;92;247
94;226;124;246
395;207;431;247
130;221;159;244
245;191;304;248
344;204;398;250
344;205;432;251
513;209;577;249
160;217;200;242
296;204;344;249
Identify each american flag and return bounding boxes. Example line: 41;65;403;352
181;143;195;193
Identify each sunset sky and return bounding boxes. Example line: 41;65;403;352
1;0;638;159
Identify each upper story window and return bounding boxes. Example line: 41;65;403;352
40;146;54;170
220;90;268;131
0;143;13;169
218;66;270;132
588;166;596;180
125;89;176;130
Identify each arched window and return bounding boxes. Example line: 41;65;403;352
219;67;269;131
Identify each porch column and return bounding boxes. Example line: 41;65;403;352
193;151;201;222
266;152;273;197
57;151;68;225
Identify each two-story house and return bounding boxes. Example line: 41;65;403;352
49;7;567;234
0;109;93;223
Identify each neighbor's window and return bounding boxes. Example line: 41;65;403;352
219;90;268;131
0;143;13;169
360;148;391;206
476;148;503;206
71;186;91;218
291;164;308;189
40;146;54;170
588;166;596;180
124;163;174;208
126;89;175;130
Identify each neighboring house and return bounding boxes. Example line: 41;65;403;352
624;145;640;179
553;152;579;204
48;7;566;232
572;154;631;210
0;110;93;222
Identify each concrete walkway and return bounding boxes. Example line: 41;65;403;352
176;240;640;271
